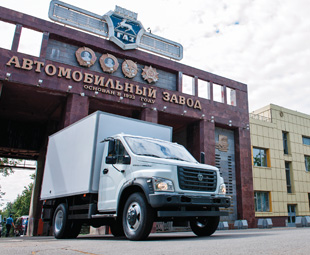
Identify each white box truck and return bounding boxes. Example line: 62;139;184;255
41;111;230;240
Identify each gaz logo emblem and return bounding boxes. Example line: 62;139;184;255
197;173;204;182
105;11;144;50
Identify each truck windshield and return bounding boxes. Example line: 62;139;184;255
124;136;197;163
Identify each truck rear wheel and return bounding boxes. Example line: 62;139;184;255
190;216;220;237
122;192;154;241
53;203;69;239
53;203;81;239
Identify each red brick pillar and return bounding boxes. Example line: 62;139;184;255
235;127;256;227
63;94;89;127
199;119;216;166
141;108;158;123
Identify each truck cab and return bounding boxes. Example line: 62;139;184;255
99;134;230;240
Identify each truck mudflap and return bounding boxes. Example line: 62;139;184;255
148;193;231;208
157;210;229;217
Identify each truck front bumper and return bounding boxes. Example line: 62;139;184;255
149;193;231;218
149;193;231;209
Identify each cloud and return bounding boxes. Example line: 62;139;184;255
177;0;310;114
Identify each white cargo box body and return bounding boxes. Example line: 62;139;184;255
41;111;172;200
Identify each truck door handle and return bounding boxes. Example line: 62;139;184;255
103;169;109;174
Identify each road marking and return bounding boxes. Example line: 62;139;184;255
62;248;100;255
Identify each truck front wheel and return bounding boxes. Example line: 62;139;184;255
190;216;220;237
122;192;154;241
110;218;124;237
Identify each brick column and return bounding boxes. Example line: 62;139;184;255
11;24;22;52
39;32;49;58
141;108;158;123
27;147;46;236
235;127;256;227
63;94;89;127
199;119;216;166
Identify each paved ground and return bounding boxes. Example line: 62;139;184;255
1;228;310;255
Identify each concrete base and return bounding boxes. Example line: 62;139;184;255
234;220;248;229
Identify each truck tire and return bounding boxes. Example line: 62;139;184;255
122;192;154;241
110;218;124;237
53;203;81;239
53;203;70;239
67;221;82;238
190;216;220;237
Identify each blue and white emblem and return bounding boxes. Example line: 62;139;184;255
104;8;145;50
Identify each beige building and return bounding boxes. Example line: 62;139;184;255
250;104;310;227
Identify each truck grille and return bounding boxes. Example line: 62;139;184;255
178;166;217;192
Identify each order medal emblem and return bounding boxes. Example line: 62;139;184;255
142;66;159;83
100;54;119;73
75;47;97;67
122;60;138;78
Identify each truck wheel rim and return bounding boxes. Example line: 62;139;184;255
55;210;64;233
196;218;207;228
126;202;141;231
197;222;206;228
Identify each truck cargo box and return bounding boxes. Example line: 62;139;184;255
41;111;172;200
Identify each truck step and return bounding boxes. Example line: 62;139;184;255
91;214;117;218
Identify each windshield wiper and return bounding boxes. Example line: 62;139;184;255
137;153;161;158
165;157;186;161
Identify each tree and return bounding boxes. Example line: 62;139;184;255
0;178;34;235
0;157;17;176
0;157;22;207
11;182;33;218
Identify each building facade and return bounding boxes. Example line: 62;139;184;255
250;104;310;226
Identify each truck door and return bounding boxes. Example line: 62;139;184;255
98;139;131;212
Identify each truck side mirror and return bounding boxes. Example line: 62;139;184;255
106;155;117;164
200;152;205;164
108;139;116;154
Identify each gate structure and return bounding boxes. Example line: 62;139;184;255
0;3;255;234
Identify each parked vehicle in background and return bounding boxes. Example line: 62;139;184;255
0;215;2;237
14;216;29;236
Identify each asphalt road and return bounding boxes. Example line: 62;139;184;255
1;228;310;255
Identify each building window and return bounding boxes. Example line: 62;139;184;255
302;136;310;146
305;156;310;172
213;83;224;103
308;194;310;208
285;162;292;193
254;191;270;212
283;132;289;154
253;147;268;167
226;87;237;106
198;79;210;99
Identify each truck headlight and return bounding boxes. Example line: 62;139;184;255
153;177;174;192
219;183;226;194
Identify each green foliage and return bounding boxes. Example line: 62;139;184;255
0;158;26;208
0;158;21;177
12;183;33;218
1;182;33;220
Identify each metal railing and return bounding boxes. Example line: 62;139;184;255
249;113;272;123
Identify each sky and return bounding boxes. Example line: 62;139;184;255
1;0;310;206
0;170;33;209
